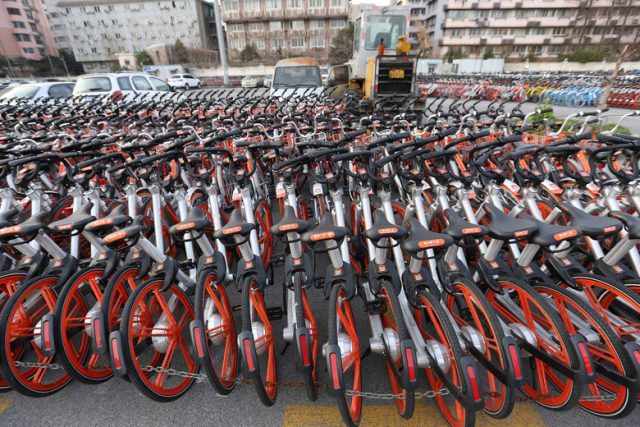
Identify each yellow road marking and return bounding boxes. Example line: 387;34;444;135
283;402;545;427
0;398;12;414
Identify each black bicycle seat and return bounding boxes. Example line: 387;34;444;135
0;211;48;240
270;205;310;237
301;212;348;244
528;216;582;248
401;217;453;255
49;202;96;234
365;209;407;242
214;208;255;241
608;211;640;240
85;204;132;233
443;208;488;240
102;215;146;245
483;204;537;241
169;207;211;235
557;202;622;238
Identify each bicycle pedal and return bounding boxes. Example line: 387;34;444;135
179;260;196;270
266;306;283;320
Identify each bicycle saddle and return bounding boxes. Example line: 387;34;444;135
365;209;407;242
214;208;255;241
85;204;132;233
169;207;211;235
557;202;622;238
49;202;96;234
0;211;48;240
102;215;146;245
483;204;537;241
301;213;348;244
443;208;488;241
401;217;453;255
608;211;640;240
270;205;311;237
527;216;582;248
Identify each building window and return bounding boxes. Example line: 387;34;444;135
330;19;345;28
38;48;45;56
249;22;264;31
290;20;304;30
310;36;325;48
91;47;98;53
231;39;245;50
309;19;324;29
269;20;283;31
225;0;239;11
229;23;244;32
287;0;301;8
34;36;43;45
290;37;304;48
266;0;281;9
7;8;21;15
330;0;343;7
469;28;481;36
309;0;323;8
255;39;265;49
245;0;260;11
272;39;284;50
30;23;38;32
450;29;464;37
11;21;26;29
14;33;31;42
22;47;35;54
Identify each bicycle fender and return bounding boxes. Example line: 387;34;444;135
189;319;207;364
196;251;227;286
294;325;313;373
234;255;266;292
49;254;78;289
325;343;345;398
284;251;314;289
401;268;440;303
367;259;401;296
477;256;512;294
154;257;179;291
324;263;357;300
238;331;259;378
16;251;48;281
109;331;127;377
593;258;636;284
545;255;588;289
91;250;120;285
123;249;152;280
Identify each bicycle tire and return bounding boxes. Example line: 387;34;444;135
241;276;277;406
328;282;362;427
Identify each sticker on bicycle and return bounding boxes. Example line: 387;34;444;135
554;229;578;241
223;226;242;235
542;179;563;195
418;238;445;249
232;188;242;202
503;179;520;194
279;223;299;231
176;222;195;231
275;182;286;198
310;231;335;241
462;227;482;235
378;227;398;235
312;183;323;196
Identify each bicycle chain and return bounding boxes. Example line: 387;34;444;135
13;362;619;403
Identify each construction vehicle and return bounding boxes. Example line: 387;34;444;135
326;5;423;113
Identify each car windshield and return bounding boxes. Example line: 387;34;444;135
0;85;39;99
365;15;406;49
273;66;321;87
75;77;112;93
170;75;181;79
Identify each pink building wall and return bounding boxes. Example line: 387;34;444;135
0;0;58;61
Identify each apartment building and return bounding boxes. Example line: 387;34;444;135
56;0;220;72
42;0;72;53
440;0;640;61
0;0;58;61
396;0;446;56
220;0;349;63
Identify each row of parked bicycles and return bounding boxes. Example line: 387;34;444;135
0;88;640;426
421;73;640;109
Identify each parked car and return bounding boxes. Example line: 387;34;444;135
320;67;329;85
0;81;75;101
241;75;263;88
73;72;172;99
167;74;201;90
263;75;272;87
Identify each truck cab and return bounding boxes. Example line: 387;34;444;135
270;57;323;97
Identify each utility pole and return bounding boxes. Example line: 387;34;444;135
213;0;229;86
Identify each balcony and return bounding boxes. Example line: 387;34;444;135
284;8;305;18
445;0;582;9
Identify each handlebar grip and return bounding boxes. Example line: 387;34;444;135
596;134;630;145
535;108;553;115
336;129;367;145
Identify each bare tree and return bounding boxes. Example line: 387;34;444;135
414;23;432;58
